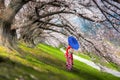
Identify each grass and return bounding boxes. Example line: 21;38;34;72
84;52;120;71
0;43;119;80
58;46;120;71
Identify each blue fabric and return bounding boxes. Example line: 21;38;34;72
68;36;79;50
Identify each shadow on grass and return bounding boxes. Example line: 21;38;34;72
71;67;102;80
0;57;71;80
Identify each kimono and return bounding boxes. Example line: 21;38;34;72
65;46;73;70
65;36;79;70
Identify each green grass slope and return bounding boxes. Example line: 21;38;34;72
0;43;119;80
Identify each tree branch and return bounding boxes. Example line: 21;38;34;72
101;0;120;17
38;20;67;28
104;0;120;10
92;0;120;33
39;26;67;35
36;9;73;19
113;0;120;3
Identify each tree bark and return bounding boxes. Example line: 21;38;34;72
0;20;16;49
0;0;5;9
113;0;120;3
0;0;30;50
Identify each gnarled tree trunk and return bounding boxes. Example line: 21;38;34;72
0;20;16;49
0;0;30;50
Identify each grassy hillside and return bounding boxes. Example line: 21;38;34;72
0;43;120;80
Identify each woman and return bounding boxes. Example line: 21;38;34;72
65;36;79;70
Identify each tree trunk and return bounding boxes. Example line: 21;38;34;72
0;0;30;50
0;20;16;49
